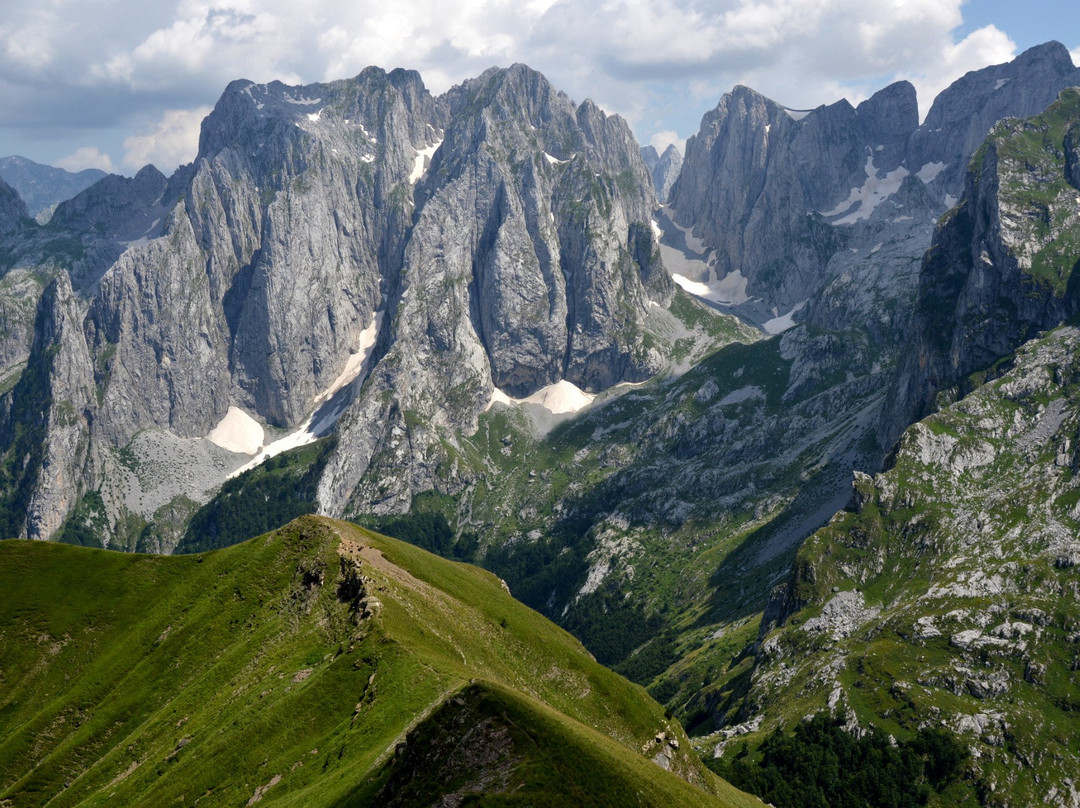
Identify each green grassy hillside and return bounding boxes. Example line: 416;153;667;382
0;515;759;807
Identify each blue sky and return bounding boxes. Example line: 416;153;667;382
0;0;1075;175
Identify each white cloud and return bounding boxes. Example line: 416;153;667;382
123;107;211;171
1071;46;1080;67
0;0;1055;170
56;147;116;173
649;131;684;154
0;8;61;74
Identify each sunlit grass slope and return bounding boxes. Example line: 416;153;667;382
0;516;760;807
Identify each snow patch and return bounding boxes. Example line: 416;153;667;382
671;269;750;306
821;155;910;225
409;139;443;184
486;379;595;415
283;94;320;106
314;313;381;407
306;110;322;122
718;386;763;406
650;219;662;240
916;161;946;183
994;78;1010;91
544;152;568;165
227;312;382;478
944;194;958;209
763;299;807;334
207;407;264;456
488;388;516;409
360;154;375;164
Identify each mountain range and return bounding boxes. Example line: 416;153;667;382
2;40;1080;807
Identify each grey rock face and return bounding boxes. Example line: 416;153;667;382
668;43;1079;330
0;156;107;221
882;88;1080;447
642;144;682;202
0;273;98;540
319;64;674;516
89;67;444;446
667;82;918;317
0;63;676;538
49;166;169;246
907;41;1080;198
24;274;97;539
0;269;48;386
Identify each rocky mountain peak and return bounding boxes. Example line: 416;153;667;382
642;143;683;203
856;80;918;135
0;156;107;221
0;176;29;234
49;166;169;243
855;80;918;170
909;41;1080;196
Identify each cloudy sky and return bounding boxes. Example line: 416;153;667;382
0;0;1076;175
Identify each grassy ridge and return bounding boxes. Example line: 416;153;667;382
0;516;759;807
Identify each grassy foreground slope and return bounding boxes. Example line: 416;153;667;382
0;516;759;807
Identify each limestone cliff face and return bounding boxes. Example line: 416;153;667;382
667;81;917;315
0;273;95;540
907;41;1080;199
883;88;1080;447
667;42;1080;327
24;275;97;539
0;63;676;538
88;68;445;444
642;144;682;203
319;64;674;516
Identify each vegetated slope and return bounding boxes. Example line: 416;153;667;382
726;324;1080;807
0;515;759;808
700;85;1080;808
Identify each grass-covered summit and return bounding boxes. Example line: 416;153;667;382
0;515;759;807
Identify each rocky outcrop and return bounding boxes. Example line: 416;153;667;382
739;324;1080;806
642;144;682;202
883;88;1080;448
24;275;97;539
